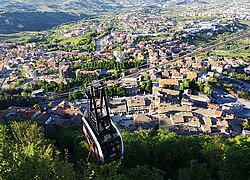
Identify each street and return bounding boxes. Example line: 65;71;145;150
0;70;12;88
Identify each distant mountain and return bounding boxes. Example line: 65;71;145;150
0;0;166;34
0;0;234;13
0;0;183;13
0;0;121;13
0;12;89;34
0;0;234;34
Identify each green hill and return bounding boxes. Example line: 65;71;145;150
0;12;89;34
0;0;236;34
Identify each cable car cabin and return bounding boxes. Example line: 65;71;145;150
82;115;124;164
81;85;124;164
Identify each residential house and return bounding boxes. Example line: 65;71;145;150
133;114;156;130
120;77;139;96
76;70;99;78
162;70;170;78
201;125;212;133
0;106;40;120
137;52;145;61
48;59;57;68
186;116;201;127
127;96;149;114
158;114;174;129
158;103;192;114
23;63;31;70
109;98;127;115
170;113;185;124
31;89;45;97
186;71;197;80
193;108;223;119
203;116;212;126
150;71;162;81
242;129;250;137
211;64;224;73
158;79;179;90
59;64;71;77
244;65;250;74
171;70;183;80
17;108;41;120
37;64;47;73
189;94;210;107
36;112;53;124
208;103;219;110
112;114;134;129
153;87;180;104
199;71;214;81
192;62;202;69
25;69;37;78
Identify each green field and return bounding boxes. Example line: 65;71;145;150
0;32;34;41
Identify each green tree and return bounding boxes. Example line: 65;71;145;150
220;140;250;180
114;165;165;180
178;160;211;180
182;79;189;89
21;92;28;97
47;102;53;108
140;82;147;91
204;83;212;95
116;87;126;96
208;77;217;85
179;84;184;91
242;121;250;129
0;122;77;179
145;80;152;93
33;103;42;110
163;84;172;89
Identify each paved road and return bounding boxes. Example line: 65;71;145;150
212;87;237;104
0;70;12;88
237;98;250;109
39;99;64;109
0;77;5;87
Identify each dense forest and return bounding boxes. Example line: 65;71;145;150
0;120;249;179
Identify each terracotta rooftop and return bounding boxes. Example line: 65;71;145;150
134;114;151;123
76;70;98;75
60;65;70;71
127;97;146;107
158;79;179;86
153;87;179;96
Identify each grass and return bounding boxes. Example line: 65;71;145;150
145;35;167;41
209;51;250;61
59;36;82;46
240;20;250;27
0;31;39;42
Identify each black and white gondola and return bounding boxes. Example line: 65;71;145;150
81;84;124;164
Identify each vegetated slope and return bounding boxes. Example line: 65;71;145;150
0;0;237;34
0;121;77;179
1;120;249;179
0;12;89;34
0;0;230;12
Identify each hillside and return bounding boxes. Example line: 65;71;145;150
0;121;249;179
0;0;156;12
0;0;236;34
0;12;90;34
0;0;237;13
